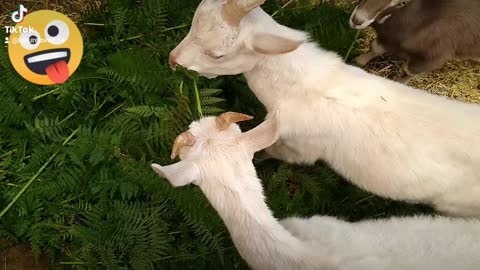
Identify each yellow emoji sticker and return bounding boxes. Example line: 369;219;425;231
7;10;83;85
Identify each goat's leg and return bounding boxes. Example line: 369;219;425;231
264;139;302;163
355;39;386;66
395;57;447;84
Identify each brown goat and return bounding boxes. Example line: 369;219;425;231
350;0;480;83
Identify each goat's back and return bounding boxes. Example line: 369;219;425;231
281;215;480;270
373;0;480;59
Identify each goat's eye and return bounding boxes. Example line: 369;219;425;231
205;51;224;60
397;1;407;7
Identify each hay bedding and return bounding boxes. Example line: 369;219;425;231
321;0;480;104
0;0;104;25
356;28;480;104
1;0;479;103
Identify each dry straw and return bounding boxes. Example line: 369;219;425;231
356;27;480;104
321;0;479;104
0;0;104;25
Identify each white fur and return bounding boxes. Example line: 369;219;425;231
169;1;480;217
152;117;480;270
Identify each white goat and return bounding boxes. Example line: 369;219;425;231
151;112;480;270
168;0;480;217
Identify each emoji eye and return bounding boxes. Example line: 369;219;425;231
19;29;41;50
45;20;69;45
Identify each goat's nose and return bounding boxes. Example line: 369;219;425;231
169;52;178;70
350;15;362;27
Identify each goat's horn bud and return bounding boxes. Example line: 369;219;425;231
215;112;254;130
171;131;195;160
222;0;266;26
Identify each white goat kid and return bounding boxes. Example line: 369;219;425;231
168;0;480;217
151;112;480;270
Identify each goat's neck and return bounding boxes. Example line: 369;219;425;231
198;168;303;268
244;41;343;111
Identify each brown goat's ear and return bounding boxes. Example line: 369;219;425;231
251;33;304;55
240;112;280;154
151;161;200;187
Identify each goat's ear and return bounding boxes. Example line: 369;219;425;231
240;112;280;154
251;33;304;55
151;161;200;187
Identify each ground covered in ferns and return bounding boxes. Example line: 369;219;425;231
1;0;476;269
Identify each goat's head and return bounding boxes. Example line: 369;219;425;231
168;0;306;78
151;111;279;187
349;0;412;29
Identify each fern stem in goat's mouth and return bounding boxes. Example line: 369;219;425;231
193;79;203;117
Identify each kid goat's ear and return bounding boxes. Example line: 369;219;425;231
251;33;304;55
240;112;280;154
151;161;200;187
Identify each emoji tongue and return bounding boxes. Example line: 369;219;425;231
45;60;69;84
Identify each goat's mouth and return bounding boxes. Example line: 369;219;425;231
176;65;218;79
188;68;218;79
349;11;375;29
24;48;71;83
350;18;374;29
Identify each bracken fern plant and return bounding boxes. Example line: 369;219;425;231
0;0;432;269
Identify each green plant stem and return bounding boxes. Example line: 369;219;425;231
179;80;184;95
59;111;78;125
353;194;376;205
0;149;16;159
344;30;360;62
59;261;102;265
83;23;105;26
162;24;190;32
0;181;18;187
0;128;79;219
272;0;294;17
119;34;144;42
193;80;203;117
102;104;124;119
32;88;60;101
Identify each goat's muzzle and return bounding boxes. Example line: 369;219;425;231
168;52;178;70
350;14;363;28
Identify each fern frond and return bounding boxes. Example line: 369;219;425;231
125;105;173;118
198;88;225;116
24;116;68;143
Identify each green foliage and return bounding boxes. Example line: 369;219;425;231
0;0;432;269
